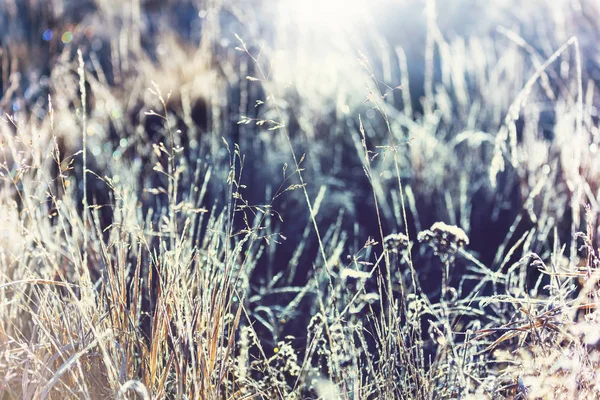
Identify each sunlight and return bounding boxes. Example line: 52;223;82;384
267;0;383;115
277;0;375;32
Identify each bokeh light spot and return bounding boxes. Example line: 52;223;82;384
61;31;73;44
42;29;53;41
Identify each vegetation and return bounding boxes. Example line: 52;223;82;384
2;0;600;398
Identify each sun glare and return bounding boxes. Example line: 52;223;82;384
277;0;374;31
270;0;387;113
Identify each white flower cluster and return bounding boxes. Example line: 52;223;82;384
418;222;469;257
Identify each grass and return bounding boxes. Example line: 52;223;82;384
2;0;600;398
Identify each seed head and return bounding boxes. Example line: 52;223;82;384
418;222;469;257
383;232;410;253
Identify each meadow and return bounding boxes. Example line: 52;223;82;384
1;0;600;398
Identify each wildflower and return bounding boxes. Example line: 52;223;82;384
418;222;469;257
383;232;410;253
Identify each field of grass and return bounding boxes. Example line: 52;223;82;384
2;0;600;398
